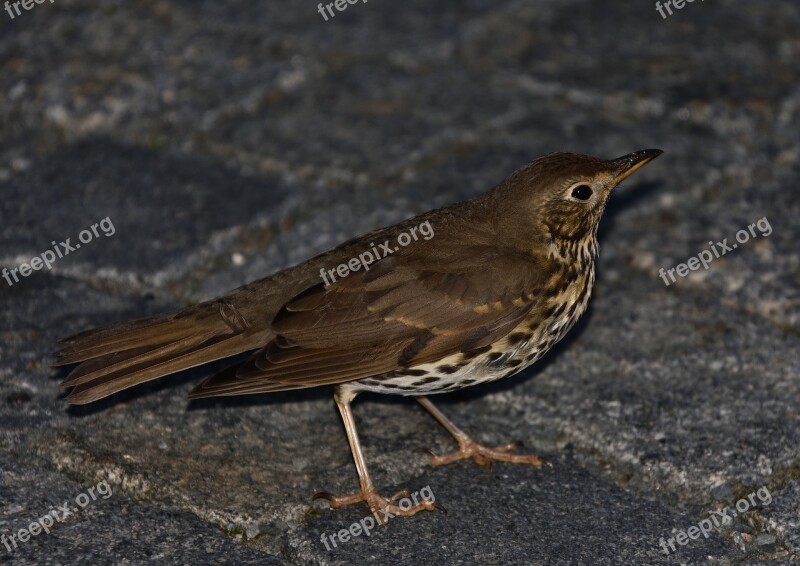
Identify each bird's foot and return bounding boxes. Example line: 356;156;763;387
419;439;550;468
313;487;443;522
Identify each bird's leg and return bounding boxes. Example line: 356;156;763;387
416;396;549;468
313;387;439;522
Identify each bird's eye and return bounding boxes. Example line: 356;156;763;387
571;185;593;200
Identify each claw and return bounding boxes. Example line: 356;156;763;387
312;490;366;509
496;441;522;452
312;491;334;502
312;486;440;519
389;488;411;503
423;438;549;469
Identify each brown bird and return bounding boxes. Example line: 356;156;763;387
55;149;662;519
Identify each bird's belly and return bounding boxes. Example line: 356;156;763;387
355;269;595;396
354;356;511;395
354;309;584;396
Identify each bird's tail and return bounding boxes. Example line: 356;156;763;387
55;298;270;404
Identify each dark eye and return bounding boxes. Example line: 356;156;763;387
571;185;593;200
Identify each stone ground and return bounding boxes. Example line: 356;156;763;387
1;0;798;564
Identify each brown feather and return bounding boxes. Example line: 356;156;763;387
59;150;662;404
188;244;545;396
58;299;272;404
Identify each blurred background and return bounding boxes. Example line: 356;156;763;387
1;1;798;564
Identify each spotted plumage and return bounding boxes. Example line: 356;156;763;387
56;150;661;521
357;255;595;395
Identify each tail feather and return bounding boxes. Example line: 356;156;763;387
55;307;220;366
61;332;216;388
56;299;271;404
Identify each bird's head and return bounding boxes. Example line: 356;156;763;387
495;149;663;251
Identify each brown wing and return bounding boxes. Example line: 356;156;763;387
189;244;550;398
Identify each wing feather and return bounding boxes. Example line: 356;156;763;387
189;245;549;398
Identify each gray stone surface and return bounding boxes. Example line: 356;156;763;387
1;0;798;564
0;455;280;566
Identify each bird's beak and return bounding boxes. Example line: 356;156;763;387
609;149;663;184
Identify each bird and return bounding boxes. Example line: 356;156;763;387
55;149;662;520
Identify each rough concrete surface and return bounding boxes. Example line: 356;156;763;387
1;0;798;564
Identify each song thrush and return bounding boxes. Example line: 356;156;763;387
56;149;662;519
